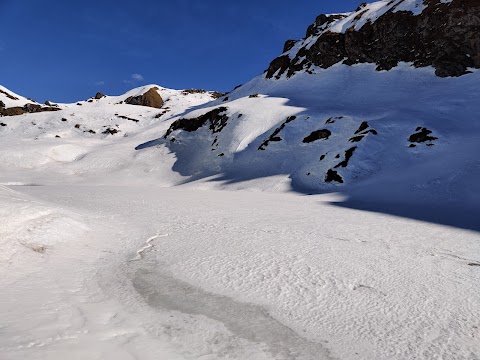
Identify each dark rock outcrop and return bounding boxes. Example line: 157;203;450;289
103;128;119;135
349;122;378;143
355;121;370;134
95;92;106;99
181;89;224;99
266;0;480;79
258;116;297;150
164;107;229;138
44;101;58;107
325;169;344;183
182;89;207;95
283;40;298;53
116;114;139;123
303;129;331;143
125;87;164;108
335;147;357;168
0;89;19;100
409;127;438;143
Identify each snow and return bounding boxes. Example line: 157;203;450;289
328;1;396;33
393;0;427;15
0;185;187;360
1;185;479;360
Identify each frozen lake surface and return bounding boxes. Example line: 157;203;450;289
1;184;479;359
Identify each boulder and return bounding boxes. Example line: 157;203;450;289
125;87;163;108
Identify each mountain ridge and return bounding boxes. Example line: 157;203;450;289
266;0;479;78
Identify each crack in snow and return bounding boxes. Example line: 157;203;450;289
130;233;169;262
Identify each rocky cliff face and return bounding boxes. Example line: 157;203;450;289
266;0;480;79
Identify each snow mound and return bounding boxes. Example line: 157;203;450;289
48;145;88;162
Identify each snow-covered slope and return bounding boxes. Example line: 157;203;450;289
161;64;479;210
0;85;41;108
0;84;220;186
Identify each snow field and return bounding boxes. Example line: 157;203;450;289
9;185;479;360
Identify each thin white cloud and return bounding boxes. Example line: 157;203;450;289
131;73;144;81
95;81;105;86
123;73;145;86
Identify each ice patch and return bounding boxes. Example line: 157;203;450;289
133;268;331;360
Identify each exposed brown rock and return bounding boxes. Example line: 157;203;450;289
125;87;163;108
95;92;106;99
0;107;26;116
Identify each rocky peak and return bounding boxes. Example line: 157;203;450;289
266;0;480;79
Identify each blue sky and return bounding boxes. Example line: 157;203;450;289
0;1;364;102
